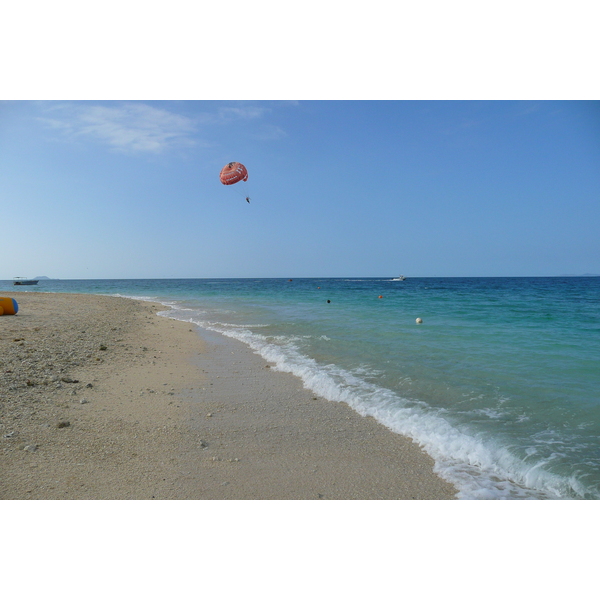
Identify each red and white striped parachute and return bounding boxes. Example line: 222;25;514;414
219;162;248;185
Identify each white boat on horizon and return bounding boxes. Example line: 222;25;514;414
392;275;406;281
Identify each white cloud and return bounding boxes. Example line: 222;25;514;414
38;101;288;152
40;103;198;153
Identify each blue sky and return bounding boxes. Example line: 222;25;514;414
1;100;598;279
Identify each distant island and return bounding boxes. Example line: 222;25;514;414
34;276;53;280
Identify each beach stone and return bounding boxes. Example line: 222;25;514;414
56;420;71;429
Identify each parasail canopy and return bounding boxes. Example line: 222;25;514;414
219;162;248;186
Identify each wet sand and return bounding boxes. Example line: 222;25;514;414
1;291;457;500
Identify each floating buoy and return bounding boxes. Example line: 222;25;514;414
378;295;383;299
327;299;331;303
416;317;423;324
0;297;18;315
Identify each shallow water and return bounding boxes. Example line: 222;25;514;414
7;276;599;499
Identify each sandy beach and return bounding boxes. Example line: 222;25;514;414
1;291;457;500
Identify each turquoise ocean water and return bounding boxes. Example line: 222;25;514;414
5;277;599;499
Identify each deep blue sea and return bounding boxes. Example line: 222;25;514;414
5;277;599;499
